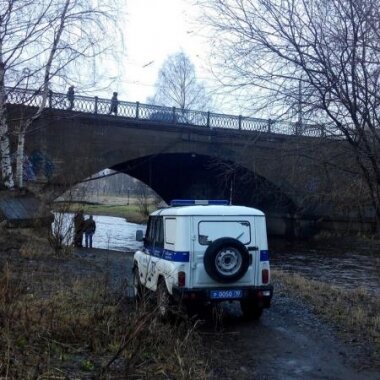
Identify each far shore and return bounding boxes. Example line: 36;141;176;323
52;200;153;224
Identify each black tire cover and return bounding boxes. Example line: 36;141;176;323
203;237;249;283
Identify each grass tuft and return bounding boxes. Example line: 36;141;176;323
273;269;380;362
0;262;210;379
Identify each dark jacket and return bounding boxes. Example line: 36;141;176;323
74;212;84;232
83;218;96;234
67;86;74;101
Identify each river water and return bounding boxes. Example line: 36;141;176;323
271;243;380;295
53;214;379;294
53;213;145;252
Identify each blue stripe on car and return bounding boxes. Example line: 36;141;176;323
146;246;190;262
260;250;269;261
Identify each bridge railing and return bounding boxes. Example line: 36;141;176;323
5;86;327;137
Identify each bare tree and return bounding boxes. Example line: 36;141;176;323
200;0;380;233
0;0;121;189
148;51;211;112
135;181;151;219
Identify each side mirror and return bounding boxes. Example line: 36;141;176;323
136;230;144;242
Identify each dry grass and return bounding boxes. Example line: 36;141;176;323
273;269;380;361
0;262;210;379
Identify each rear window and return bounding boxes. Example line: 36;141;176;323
198;220;251;245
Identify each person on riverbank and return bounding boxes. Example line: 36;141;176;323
73;210;84;248
83;215;96;249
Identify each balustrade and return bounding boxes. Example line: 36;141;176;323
5;86;327;137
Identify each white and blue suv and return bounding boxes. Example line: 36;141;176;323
133;200;273;320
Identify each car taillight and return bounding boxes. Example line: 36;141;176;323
262;269;269;284
178;271;186;287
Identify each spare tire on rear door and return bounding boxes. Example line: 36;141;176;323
203;237;249;283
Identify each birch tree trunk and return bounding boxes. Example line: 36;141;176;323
14;0;71;188
0;115;14;189
15;128;25;189
0;47;14;189
1;0;120;189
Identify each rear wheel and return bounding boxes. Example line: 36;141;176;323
240;300;263;321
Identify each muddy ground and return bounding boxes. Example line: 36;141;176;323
1;236;379;379
209;283;379;380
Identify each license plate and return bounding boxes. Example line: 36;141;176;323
210;289;243;299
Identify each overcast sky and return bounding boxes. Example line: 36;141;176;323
119;0;210;104
87;0;248;115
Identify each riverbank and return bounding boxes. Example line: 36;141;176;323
273;269;380;367
0;228;213;378
270;237;380;370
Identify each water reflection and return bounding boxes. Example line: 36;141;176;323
53;213;146;252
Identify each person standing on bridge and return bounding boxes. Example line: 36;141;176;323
109;92;119;115
83;215;96;249
67;85;75;110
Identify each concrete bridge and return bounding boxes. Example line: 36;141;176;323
5;88;364;237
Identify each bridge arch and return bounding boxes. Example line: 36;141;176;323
28;123;300;211
111;152;297;215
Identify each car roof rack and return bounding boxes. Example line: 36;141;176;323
170;199;229;207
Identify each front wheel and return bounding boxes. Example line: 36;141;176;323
156;280;172;320
133;267;143;302
240;300;263;321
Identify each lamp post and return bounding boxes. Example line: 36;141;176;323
297;78;303;135
22;68;30;99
